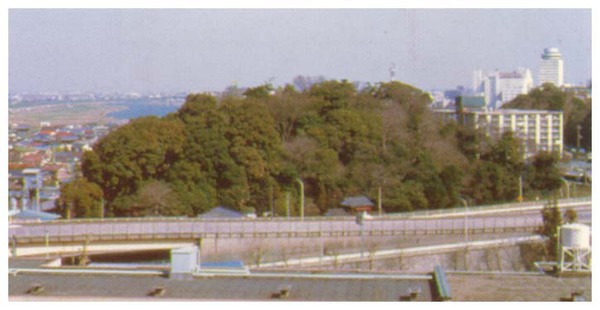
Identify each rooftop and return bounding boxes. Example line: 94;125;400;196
197;206;246;219
498;71;526;79
9;269;434;301
8;257;592;301
462;96;486;107
474;109;563;115
446;272;591;301
9;209;62;222
340;196;374;208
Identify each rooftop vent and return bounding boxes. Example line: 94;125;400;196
561;292;586;302
271;284;292;299
148;286;166;297
170;246;200;278
26;284;44;295
400;287;421;301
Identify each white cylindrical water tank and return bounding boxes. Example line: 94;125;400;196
560;223;591;249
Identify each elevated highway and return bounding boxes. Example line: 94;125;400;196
8;197;590;257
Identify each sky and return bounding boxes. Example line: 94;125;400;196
8;8;592;94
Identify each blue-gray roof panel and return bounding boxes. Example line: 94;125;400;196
340;196;374;207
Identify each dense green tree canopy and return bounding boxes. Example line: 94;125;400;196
541;198;563;260
57;178;103;219
527;152;563;195
76;79;568;218
81;116;185;216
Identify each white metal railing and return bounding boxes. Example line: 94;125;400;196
383;197;591;219
10;216;542;241
9;197;590;242
13;196;591;225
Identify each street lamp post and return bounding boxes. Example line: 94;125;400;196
296;178;305;221
517;175;523;202
459;197;469;243
285;191;290;218
377;186;382;216
100;198;105;219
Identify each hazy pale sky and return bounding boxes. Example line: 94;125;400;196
8;9;592;94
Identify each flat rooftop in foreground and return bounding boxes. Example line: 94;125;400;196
8;258;591;302
9;270;434;301
447;272;591;301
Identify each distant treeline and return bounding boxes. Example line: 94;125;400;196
58;80;570;218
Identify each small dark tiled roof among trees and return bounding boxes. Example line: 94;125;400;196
198;206;245;219
340;196;374;208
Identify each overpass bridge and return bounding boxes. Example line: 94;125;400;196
8;197;591;258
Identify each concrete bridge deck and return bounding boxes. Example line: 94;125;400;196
8;198;590;258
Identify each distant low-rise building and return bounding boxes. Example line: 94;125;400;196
324;208;351;217
8;168;45;211
461;96;486;111
9;209;61;223
198;206;252;219
340;196;374;214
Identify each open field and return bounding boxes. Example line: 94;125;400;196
9;102;128;126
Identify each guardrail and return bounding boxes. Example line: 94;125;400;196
383;197;591;219
253;235;545;269
10;216;544;245
9;197;589;245
11;197;591;226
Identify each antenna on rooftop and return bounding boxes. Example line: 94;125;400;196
389;63;396;81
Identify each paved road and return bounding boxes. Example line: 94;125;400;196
9;198;590;244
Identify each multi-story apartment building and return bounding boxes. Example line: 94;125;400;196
539;47;564;86
436;109;563;159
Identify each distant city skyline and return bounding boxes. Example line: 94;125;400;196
9;9;592;94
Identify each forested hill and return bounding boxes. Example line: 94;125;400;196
59;80;563;218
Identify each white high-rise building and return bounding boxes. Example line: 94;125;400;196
473;68;533;109
539;47;564;86
473;70;484;92
483;71;500;108
498;68;533;103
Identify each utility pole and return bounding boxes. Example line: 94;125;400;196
517;175;523;202
285;191;290;218
377;186;382;216
576;124;583;159
296;178;305;221
100;198;105;219
35;188;40;211
270;185;274;220
459;197;469;243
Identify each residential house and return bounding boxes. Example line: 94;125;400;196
198;206;247;219
340;196;374;214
